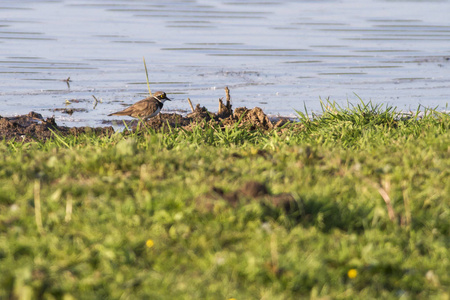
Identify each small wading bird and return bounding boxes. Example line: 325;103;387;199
108;91;171;120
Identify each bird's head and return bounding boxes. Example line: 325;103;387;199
153;91;171;103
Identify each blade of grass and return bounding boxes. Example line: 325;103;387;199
49;129;70;148
143;56;152;96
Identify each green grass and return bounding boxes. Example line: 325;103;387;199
0;102;449;299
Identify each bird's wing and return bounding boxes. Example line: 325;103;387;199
132;98;161;118
109;97;156;117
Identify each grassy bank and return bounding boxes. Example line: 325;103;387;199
0;103;449;299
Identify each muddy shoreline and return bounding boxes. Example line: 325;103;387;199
0;104;293;143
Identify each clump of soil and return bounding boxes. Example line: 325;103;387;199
221;107;274;130
125;105;288;132
187;104;213;122
196;181;302;217
104;103;290;133
0;112;113;142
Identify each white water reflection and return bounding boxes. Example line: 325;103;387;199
0;0;449;126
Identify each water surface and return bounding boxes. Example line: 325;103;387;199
1;0;449;126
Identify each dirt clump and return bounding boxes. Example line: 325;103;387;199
196;181;301;217
152;106;281;132
107;103;286;132
221;107;273;130
187;104;213;122
0;112;113;142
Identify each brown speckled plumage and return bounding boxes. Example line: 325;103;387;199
108;91;171;120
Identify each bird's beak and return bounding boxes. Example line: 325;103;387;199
166;97;172;101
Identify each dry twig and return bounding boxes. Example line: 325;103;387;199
372;179;396;222
187;98;195;113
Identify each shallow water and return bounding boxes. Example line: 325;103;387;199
1;0;449;127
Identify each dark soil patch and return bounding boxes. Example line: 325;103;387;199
196;181;303;219
0;112;114;143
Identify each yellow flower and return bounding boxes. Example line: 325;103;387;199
146;239;154;248
348;269;358;279
228;298;237;300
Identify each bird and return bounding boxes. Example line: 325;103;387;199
108;91;171;120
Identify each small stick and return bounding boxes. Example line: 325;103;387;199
64;77;71;88
34;179;44;234
187;98;195;113
218;98;226;114
225;86;231;110
375;180;396;223
92;95;99;109
377;186;395;221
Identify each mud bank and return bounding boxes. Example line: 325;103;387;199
1;105;292;143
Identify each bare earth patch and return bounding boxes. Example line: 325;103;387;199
0;112;114;143
196;181;301;217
